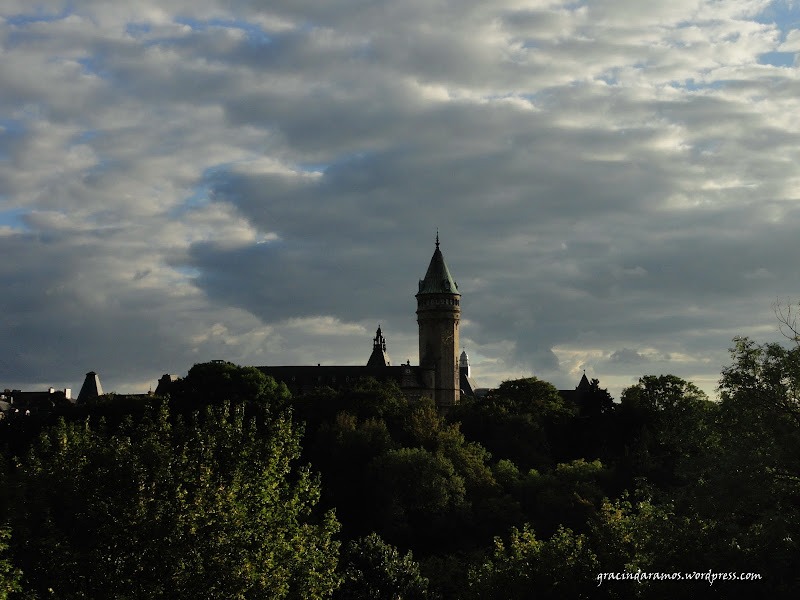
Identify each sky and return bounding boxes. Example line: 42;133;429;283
3;0;800;400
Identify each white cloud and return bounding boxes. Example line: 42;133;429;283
2;0;800;398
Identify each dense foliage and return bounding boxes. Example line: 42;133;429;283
0;529;21;600
2;337;799;598
1;383;339;599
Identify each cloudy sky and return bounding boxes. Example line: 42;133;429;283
3;0;800;400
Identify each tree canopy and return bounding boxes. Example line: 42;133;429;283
4;396;339;599
3;350;798;598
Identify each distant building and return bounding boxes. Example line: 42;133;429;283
256;236;469;409
558;371;613;417
155;373;179;397
0;386;74;418
77;371;104;403
460;350;479;397
154;235;606;411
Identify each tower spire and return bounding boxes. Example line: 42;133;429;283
436;228;439;249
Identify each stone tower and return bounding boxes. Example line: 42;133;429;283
77;371;104;403
416;234;461;409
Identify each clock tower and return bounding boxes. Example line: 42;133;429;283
416;234;461;409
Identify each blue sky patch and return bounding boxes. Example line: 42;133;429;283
0;119;26;160
295;162;331;174
169;165;237;218
759;50;796;66
174;17;271;46
755;0;800;35
0;209;30;231
76;57;114;79
0;119;25;133
71;130;100;146
125;22;152;37
5;8;70;27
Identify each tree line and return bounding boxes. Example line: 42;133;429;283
1;335;798;598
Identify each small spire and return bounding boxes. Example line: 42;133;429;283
460;349;470;375
578;370;591;390
373;324;386;351
436;228;439;249
367;325;390;367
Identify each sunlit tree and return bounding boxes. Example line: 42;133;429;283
6;400;340;600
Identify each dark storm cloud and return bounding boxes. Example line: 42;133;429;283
609;348;650;365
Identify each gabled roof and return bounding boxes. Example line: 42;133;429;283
417;238;460;295
460;371;478;397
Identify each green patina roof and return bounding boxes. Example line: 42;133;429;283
417;240;460;295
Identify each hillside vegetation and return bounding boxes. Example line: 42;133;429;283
1;337;798;599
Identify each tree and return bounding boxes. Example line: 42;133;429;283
453;377;577;470
335;533;430;600
468;524;599;599
714;337;800;505
370;447;467;518
511;459;610;535
482;378;576;420
617;375;716;484
591;492;722;600
606;339;800;597
167;361;292;414
5;400;340;599
621;374;709;414
0;529;21;600
307;411;396;540
774;297;800;344
709;337;800;592
405;399;497;495
583;378;615;416
718;337;800;435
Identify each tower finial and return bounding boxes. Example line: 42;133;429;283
436;228;439;249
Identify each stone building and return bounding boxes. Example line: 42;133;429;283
257;236;474;409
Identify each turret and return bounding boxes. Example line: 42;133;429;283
366;325;391;367
416;234;461;409
460;350;470;378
